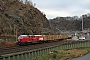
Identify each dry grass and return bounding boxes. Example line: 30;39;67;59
58;48;89;60
0;40;16;48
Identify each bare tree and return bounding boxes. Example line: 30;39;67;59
25;0;28;4
19;0;23;3
34;3;36;6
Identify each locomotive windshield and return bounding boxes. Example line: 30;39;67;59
18;35;27;39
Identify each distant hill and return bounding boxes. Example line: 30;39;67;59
0;0;51;35
49;14;90;32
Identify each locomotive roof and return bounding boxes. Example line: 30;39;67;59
20;35;28;36
19;35;42;36
34;35;42;36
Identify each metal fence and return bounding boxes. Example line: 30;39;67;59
0;41;90;60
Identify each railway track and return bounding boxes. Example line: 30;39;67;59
0;40;66;56
0;40;88;56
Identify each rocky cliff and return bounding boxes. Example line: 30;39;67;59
0;0;51;35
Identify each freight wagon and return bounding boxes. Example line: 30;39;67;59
17;34;71;45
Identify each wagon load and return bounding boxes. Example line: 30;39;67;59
42;34;71;41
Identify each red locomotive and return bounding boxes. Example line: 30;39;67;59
17;35;43;45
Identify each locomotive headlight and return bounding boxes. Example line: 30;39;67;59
17;39;21;42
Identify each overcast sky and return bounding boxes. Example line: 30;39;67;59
23;0;90;19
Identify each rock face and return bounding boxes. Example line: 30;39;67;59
0;0;51;35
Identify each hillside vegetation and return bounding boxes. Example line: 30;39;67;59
0;0;51;35
49;14;90;32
